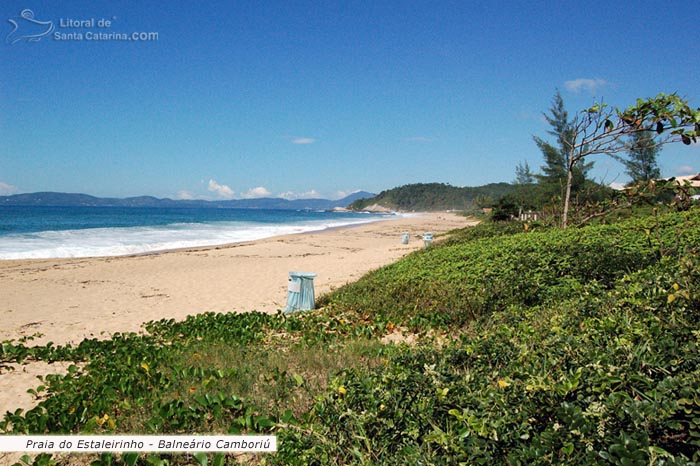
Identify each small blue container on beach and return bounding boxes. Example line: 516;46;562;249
423;232;433;247
284;272;317;313
401;232;410;244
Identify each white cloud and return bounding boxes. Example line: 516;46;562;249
175;189;208;201
609;182;626;191
676;165;697;176
278;189;362;200
292;137;316;145
332;189;361;200
207;179;235;199
564;78;607;94
279;189;322;200
241;186;272;199
0;181;18;195
176;190;196;200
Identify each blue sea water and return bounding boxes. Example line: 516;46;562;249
0;206;392;260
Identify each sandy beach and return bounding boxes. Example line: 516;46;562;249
0;212;474;421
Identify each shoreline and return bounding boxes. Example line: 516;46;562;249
130;212;411;259
0;211;399;262
0;212;404;264
0;212;472;347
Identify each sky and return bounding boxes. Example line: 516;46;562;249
1;1;699;200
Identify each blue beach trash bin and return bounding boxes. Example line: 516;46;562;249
401;232;410;244
423;232;434;247
284;272;317;313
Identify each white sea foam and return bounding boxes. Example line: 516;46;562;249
0;217;387;260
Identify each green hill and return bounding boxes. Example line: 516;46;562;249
349;182;516;211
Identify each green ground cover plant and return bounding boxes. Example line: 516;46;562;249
2;208;699;465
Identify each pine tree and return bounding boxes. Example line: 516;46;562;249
534;91;593;205
514;160;535;185
621;130;661;183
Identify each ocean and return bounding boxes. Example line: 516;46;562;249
0;206;392;260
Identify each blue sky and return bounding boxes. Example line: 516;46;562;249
1;1;699;200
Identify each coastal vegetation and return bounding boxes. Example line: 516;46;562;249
348;182;516;212
2;205;700;465
523;92;699;227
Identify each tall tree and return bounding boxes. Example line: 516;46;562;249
534;91;593;213
514;160;535;185
534;91;568;190
511;160;539;213
620;130;662;183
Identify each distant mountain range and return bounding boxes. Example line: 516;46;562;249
0;191;376;210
